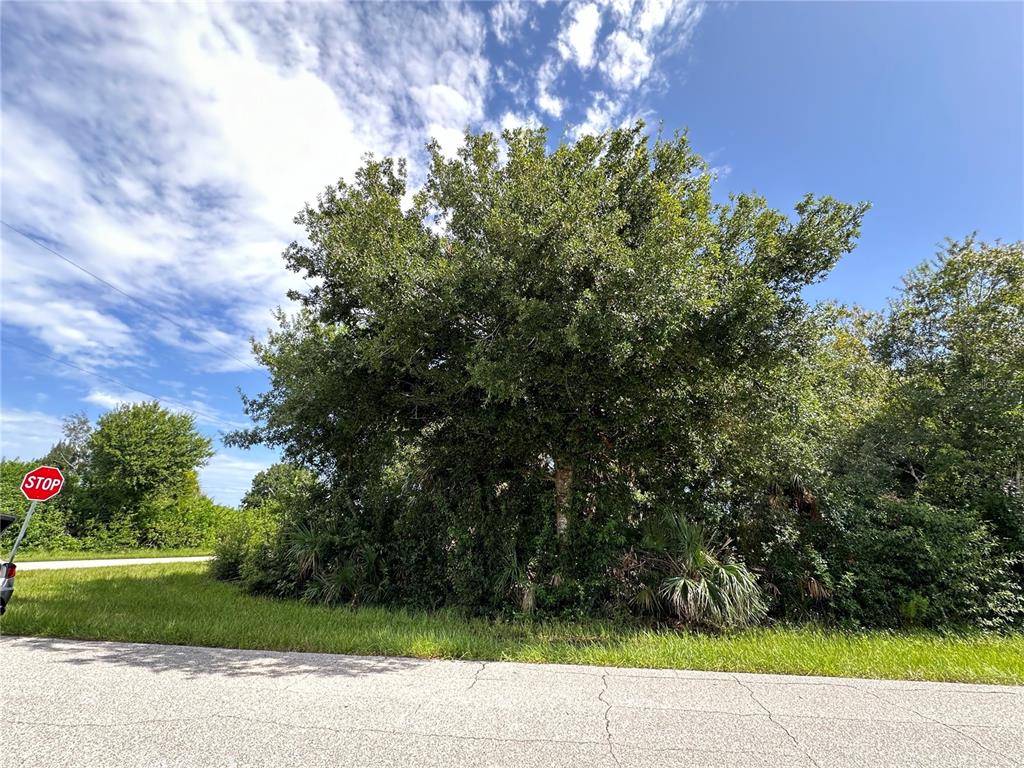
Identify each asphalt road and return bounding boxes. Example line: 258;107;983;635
17;556;213;570
3;637;1021;768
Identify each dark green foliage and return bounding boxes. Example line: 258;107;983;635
1;459;36;520
225;123;860;624
240;462;317;512
832;498;1022;630
870;238;1024;548
225;125;1021;632
389;493;451;608
816;239;1024;630
210;506;281;583
135;472;234;549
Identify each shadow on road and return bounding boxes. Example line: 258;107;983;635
7;636;428;681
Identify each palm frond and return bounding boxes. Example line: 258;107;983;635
641;514;768;629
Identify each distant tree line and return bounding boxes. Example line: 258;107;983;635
175;125;1024;630
1;402;231;552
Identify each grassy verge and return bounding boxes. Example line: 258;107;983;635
15;548;212;562
2;562;1021;684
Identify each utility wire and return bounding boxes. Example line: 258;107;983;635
1;220;261;373
2;338;241;432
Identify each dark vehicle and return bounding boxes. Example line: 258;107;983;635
1;513;17;615
0;561;15;615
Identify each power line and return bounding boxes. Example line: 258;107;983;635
2;337;242;432
1;220;261;373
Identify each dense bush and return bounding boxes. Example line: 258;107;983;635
1;403;233;553
136;474;234;549
222;125;1022;632
210;506;281;583
832;498;1022;629
0;460;79;553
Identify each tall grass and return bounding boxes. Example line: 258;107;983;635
2;562;1021;684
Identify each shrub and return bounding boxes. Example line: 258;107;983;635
0;504;80;554
389;492;451;609
134;478;221;549
1;461;80;552
78;515;143;551
832;498;1023;630
211;506;280;583
237;523;295;597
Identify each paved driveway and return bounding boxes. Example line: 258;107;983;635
3;637;1021;767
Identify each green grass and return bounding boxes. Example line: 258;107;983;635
15;548;212;562
2;562;1021;684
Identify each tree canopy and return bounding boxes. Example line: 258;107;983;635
2;402;227;552
231;125;866;529
225;125;1021;630
86;402;213;514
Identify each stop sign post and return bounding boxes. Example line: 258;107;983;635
8;466;65;562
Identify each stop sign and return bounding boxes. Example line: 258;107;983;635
21;466;65;502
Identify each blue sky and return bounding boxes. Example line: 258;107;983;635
2;1;1021;505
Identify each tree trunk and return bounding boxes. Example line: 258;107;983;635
553;460;573;537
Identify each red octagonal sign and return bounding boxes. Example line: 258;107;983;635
21;466;65;502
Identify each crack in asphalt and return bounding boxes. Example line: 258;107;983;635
599;673;623;768
466;661;487;691
940;723;1020;766
732;674;822;768
861;688;1021;767
12;713;609;750
9;717;203;729
213;712;609;749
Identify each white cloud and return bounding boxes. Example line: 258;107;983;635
537;92;565;119
711;163;733;181
0;292;141;369
605;0;639;22
602;30;654;90
570;93;626;139
558;3;603;69
518;0;705;121
537;59;565;118
3;2;708;379
500;111;542;132
148;317;258;375
76;378;245;433
2;2;714;484
82;389;149;410
199;451;277;507
0;408;62;461
1;3;491;373
636;0;677;36
590;1;706;94
411;82;482;157
491;0;530;45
